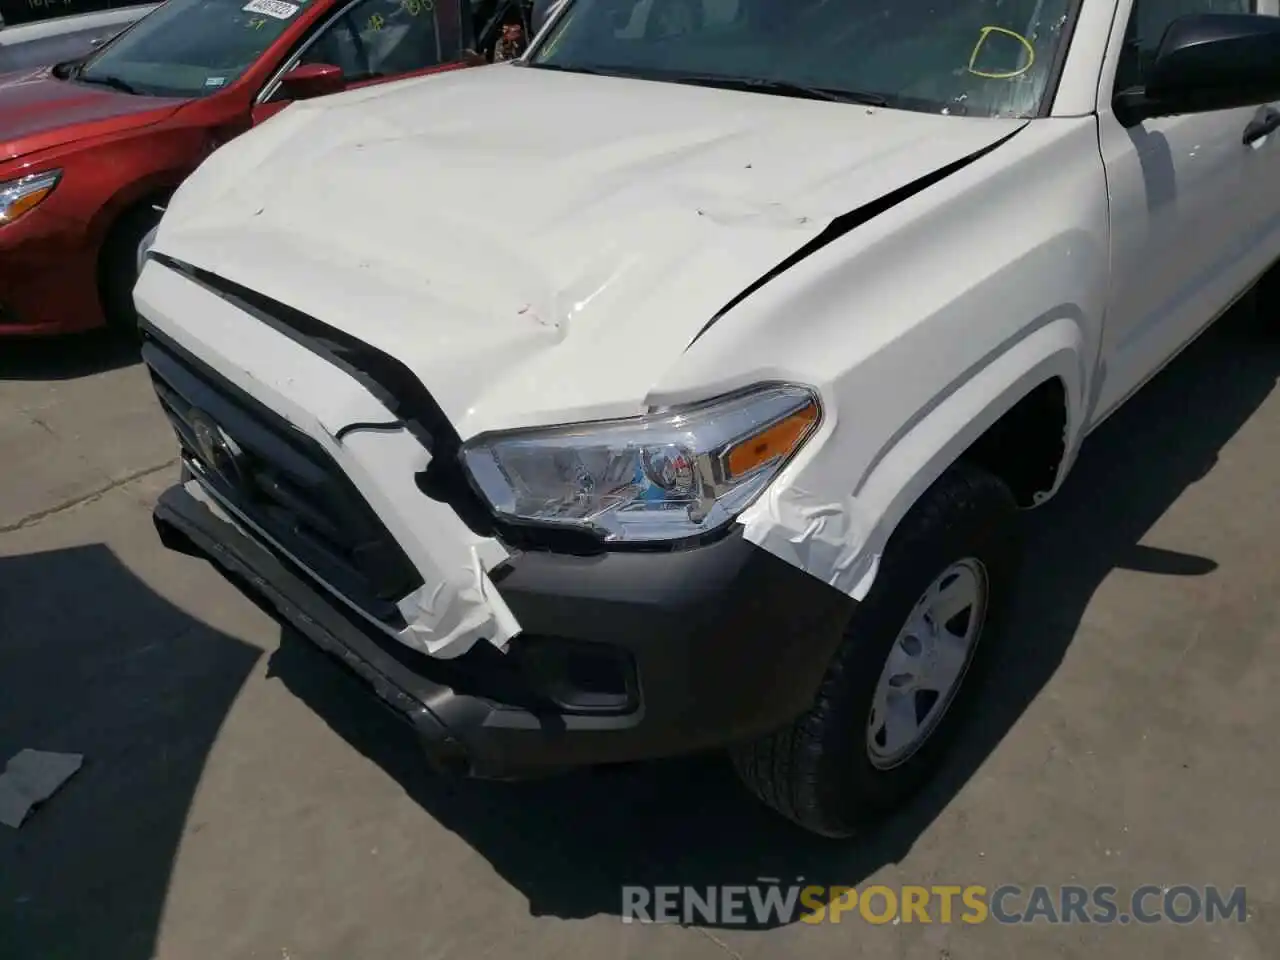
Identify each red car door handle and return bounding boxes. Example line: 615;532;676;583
1243;107;1280;145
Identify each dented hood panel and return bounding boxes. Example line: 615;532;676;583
153;65;1024;436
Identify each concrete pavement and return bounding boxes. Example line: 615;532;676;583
1;313;1277;960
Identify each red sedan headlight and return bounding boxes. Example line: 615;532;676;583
0;170;62;226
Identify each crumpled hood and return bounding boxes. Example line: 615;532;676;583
153;64;1024;436
0;69;184;161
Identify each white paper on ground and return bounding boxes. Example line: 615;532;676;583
0;750;84;828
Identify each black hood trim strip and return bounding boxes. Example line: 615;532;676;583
148;252;453;455
142;254;598;550
144;253;509;537
686;124;1025;349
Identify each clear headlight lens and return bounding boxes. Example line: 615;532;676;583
461;384;822;543
0;170;61;226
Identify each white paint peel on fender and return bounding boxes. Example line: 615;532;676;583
665;118;1109;602
739;484;880;601
135;262;520;659
733;318;1090;605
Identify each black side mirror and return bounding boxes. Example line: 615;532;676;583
1115;13;1280;125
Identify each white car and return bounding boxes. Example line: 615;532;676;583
135;0;1280;837
0;4;155;73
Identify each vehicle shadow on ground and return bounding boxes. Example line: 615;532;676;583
0;545;261;960
0;330;139;382
269;303;1280;929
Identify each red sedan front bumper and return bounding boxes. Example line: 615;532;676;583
0;206;106;336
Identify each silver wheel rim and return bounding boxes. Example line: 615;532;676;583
866;558;989;770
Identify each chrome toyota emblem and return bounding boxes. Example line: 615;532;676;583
188;409;243;483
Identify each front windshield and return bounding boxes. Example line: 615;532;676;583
528;0;1076;118
73;0;310;98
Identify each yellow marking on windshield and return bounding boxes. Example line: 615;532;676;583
247;15;268;29
368;12;385;30
967;26;1035;79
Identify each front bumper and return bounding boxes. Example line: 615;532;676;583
155;480;856;778
137;254;855;777
0;208;104;336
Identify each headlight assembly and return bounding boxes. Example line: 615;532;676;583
0;170;62;226
461;384;822;543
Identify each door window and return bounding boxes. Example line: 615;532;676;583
297;0;461;81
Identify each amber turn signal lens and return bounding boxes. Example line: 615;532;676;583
724;400;819;479
0;170;62;226
0;186;54;224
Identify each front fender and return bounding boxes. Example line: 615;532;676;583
655;116;1109;600
87;166;181;248
737;317;1088;602
81;120;226;247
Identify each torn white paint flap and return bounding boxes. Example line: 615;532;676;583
740;484;879;599
0;750;83;828
393;545;521;658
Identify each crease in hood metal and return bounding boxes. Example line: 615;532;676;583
153;64;1026;437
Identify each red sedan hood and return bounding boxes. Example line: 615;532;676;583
0;68;185;162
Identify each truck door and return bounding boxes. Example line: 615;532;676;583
1093;0;1280;422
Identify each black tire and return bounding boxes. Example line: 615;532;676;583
1254;263;1280;320
99;202;164;334
730;461;1022;838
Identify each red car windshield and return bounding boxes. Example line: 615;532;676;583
74;0;307;97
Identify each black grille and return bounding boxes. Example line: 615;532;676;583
142;333;423;627
145;254;524;546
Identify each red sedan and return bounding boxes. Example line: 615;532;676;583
0;0;480;336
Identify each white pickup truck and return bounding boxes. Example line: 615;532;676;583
135;0;1280;837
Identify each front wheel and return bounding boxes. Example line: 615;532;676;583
731;462;1021;838
100;202;164;334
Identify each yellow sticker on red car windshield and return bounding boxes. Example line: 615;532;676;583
242;0;299;19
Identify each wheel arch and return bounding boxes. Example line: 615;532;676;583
739;315;1088;602
92;174;182;328
860;314;1085;577
90;174;179;254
